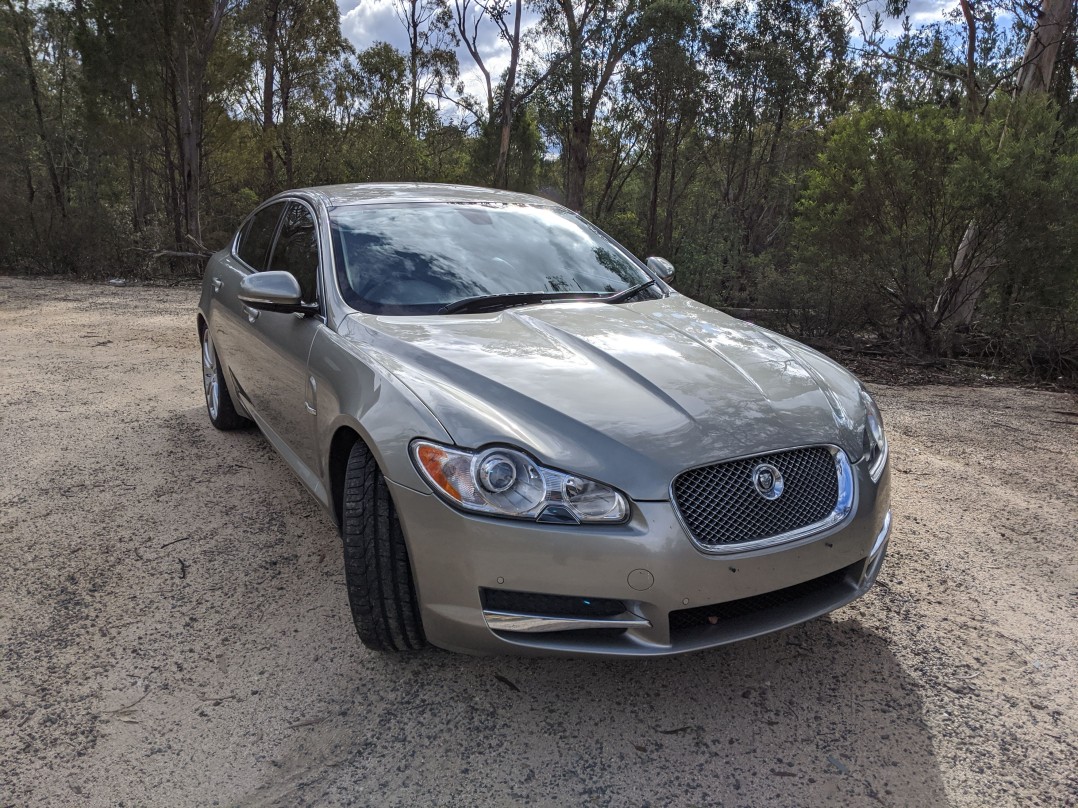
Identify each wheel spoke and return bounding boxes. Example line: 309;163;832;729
202;332;219;418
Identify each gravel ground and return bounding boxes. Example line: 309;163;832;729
1;276;1076;808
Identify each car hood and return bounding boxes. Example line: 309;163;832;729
340;294;867;499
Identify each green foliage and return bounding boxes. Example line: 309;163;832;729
0;0;1075;374
470;105;543;190
774;100;1078;366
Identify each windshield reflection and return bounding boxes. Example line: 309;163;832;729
329;203;649;315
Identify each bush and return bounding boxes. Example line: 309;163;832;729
767;100;1078;374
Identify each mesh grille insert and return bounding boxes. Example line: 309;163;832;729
673;446;839;548
668;564;854;635
480;589;626;618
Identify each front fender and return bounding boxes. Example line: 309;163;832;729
308;326;451;493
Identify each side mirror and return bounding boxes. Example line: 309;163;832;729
238;271;316;315
646;256;675;283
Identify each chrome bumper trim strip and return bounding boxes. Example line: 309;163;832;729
869;509;892;560
483;610;652;634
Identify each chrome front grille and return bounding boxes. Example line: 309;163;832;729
672;446;848;552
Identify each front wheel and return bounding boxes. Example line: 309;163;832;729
341;442;427;652
200;326;249;431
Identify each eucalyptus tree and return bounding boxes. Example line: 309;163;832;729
1;0;70;222
530;0;674;211
451;0;561;186
329;43;423;181
623;0;702;254
244;0;349;193
932;0;1077;340
686;0;851;300
393;0;460;136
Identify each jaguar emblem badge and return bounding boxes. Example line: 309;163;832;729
751;463;784;500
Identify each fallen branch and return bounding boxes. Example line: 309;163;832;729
151;250;210;261
103;689;149;713
123;246;211;261
160;535;194;549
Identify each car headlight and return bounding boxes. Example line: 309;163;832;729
860;388;888;482
410;440;629;524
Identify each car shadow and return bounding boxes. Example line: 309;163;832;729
243;615;946;807
172;408;945;807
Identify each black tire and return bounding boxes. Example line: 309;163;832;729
341;441;427;652
200;325;250;431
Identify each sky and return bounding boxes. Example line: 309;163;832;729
338;0;526;113
871;0;955;30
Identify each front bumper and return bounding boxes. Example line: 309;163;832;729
389;462;890;657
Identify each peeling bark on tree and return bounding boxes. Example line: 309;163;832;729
1016;0;1074;94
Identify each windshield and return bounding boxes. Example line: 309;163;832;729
329;202;652;315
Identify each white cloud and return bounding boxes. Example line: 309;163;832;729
337;0;535;119
858;0;954;38
340;0;404;51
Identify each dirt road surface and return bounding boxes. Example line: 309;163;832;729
1;277;1075;807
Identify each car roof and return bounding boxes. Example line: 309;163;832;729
294;182;560;209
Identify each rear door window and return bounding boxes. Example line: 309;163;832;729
236;202;286;271
268;202;320;304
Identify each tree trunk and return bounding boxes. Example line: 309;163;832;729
125;86;140;233
493;0;522;188
662;116;684;253
934;222;999;337
406;0;421;136
159;113;183;249
958;0;980;117
175;41;203;245
261;0;279;196
645;112;666;254
7;0;66;218
24;160;37;239
281;70;294;187
565;118;592;212
1016;0;1073;94
170;0;227;248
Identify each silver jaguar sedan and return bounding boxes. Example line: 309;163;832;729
197;183;891;657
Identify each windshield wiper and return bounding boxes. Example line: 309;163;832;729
603;279;655;304
439;291;605;315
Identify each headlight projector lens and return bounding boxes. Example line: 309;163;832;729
478;453;517;493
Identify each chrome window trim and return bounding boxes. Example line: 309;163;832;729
274;197;326;318
230;199;287;274
669;444;856;556
230;195;328;324
316;195;353;330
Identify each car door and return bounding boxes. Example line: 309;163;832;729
235;199;325;477
208;200;287;393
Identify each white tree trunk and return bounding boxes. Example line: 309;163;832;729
1016;0;1074;95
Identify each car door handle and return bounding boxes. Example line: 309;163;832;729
211;277;223;292
242;304;259;323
